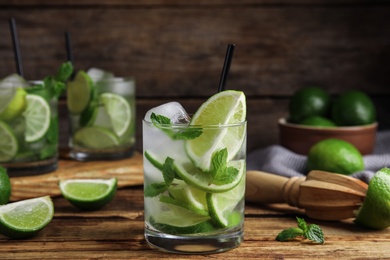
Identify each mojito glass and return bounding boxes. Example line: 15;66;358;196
67;70;136;161
0;77;60;175
143;91;246;254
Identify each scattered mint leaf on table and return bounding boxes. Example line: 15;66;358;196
276;217;325;244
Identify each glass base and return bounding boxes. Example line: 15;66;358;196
145;226;244;254
69;146;135;161
1;157;58;177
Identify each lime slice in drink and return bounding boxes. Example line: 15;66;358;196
0;167;11;205
150;217;216;235
23;94;51;142
73;126;119;149
0;87;27;122
0;196;54;239
168;180;208;212
59;178;117;210
185;90;246;171
67;71;94;114
159;195;209;216
174;159;245;193
100;93;131;137
206;174;245;227
0;121;18;162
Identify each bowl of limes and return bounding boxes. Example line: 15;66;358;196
279;87;378;155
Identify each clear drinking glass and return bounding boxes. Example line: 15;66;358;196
68;77;136;161
0;81;59;176
143;119;246;254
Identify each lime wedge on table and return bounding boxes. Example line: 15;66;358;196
100;93;131;136
23;94;51;142
73;126;119;149
207;174;245;227
173;159;245;193
185;90;246;171
0;121;18;162
0;196;54;239
59;178;117;210
0;87;27;122
354;168;390;230
67;71;94;114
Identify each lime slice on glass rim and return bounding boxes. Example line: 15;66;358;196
23;94;51;142
185;90;246;171
99;93;131;136
67;71;95;114
73;126;119;149
59;178;117;210
206;174;245;227
0;121;18;163
0;196;54;239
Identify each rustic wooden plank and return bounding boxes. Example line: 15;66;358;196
1;4;389;97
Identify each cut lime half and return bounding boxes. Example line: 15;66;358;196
67;71;94;114
73;126;119;149
0;196;54;239
100;93;131;137
59;178;117;210
174;159;245;193
185;90;246;171
206;174;245;227
0;121;18;162
23;94;51;142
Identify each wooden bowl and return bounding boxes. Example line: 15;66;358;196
278;118;377;155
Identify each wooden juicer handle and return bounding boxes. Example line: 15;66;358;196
246;170;368;221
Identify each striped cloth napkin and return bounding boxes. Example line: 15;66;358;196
247;130;390;184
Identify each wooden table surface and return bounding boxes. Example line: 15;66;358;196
1;154;390;259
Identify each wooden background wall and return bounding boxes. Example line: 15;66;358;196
1;0;389;154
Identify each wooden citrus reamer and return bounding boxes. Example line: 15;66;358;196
245;170;368;221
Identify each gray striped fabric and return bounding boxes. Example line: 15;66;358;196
247;131;390;183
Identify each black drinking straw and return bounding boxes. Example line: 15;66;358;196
217;43;235;93
9;18;24;77
65;31;74;64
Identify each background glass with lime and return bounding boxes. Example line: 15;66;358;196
143;90;246;254
67;69;136;161
0;76;60;175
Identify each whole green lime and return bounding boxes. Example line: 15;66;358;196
0;167;11;205
331;90;376;126
354;167;390;230
307;138;364;175
300;116;336;127
288;86;331;123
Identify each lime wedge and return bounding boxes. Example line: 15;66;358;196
23;94;51;142
73;126;119;149
159;195;209;216
0;87;27;122
354;168;390;230
173;159;245;193
185;90;246;171
206;174;245;227
67;71;94;114
100;93;131;136
0;196;54;239
168;180;208;212
0;121;18;162
0;167;11;205
59;178;117;210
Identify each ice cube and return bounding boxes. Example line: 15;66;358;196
0;74;29;88
87;68;114;83
144;102;190;124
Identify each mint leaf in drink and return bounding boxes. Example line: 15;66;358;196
144;182;169;197
144;157;177;197
276;217;325;244
161;157;175;184
150;113;202;140
55;61;73;82
209;148;239;185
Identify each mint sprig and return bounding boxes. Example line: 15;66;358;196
150;113;202;140
276;217;324;244
144;157;176;197
209;148;238;185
